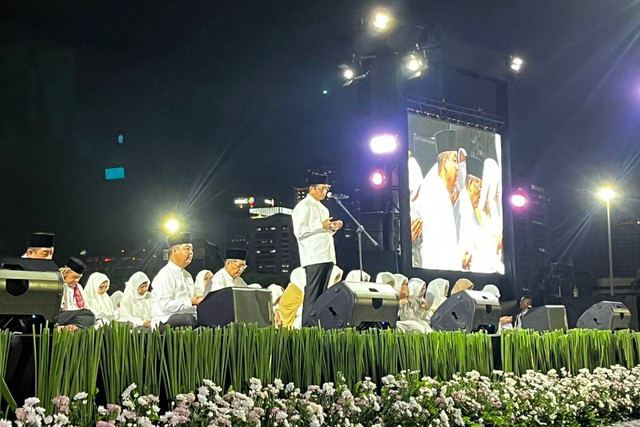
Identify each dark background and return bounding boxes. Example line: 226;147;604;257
1;0;639;281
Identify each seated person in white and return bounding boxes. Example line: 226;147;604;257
345;270;371;282
120;271;152;328
84;272;116;326
204;249;249;296
193;270;213;298
150;232;202;330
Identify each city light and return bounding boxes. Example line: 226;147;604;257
370;169;386;188
371;9;391;32
510;192;527;209
510;56;524;72
597;187;616;202
163;218;180;235
370;134;398;154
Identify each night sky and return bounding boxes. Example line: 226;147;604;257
1;0;639;279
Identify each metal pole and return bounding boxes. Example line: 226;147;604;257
606;200;614;297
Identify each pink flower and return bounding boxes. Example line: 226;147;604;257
96;422;116;427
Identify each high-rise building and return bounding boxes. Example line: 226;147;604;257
512;184;551;295
248;214;299;274
612;218;640;278
293;187;308;205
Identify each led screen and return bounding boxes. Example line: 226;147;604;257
408;113;504;274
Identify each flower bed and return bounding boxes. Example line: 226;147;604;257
5;365;640;426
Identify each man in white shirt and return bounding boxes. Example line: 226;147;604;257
204;248;249;296
417;129;464;271
150;232;202;330
23;232;55;259
292;174;343;326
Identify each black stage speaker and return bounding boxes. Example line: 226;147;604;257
521;305;568;331
576;301;631;330
309;281;398;329
197;287;273;327
431;290;502;333
0;257;63;323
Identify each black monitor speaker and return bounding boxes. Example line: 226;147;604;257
309;281;398;330
197;287;273;327
576;301;631;330
431;290;502;333
521;305;568;331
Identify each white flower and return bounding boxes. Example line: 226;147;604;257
54;413;68;424
137;396;148;406
198;386;210;396
72;392;87;401
24;397;40;406
121;383;137;400
0;420;11;427
203;379;215;388
43;415;52;424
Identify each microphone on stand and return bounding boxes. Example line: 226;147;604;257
327;192;349;200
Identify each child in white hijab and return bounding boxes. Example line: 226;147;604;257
397;277;432;333
84;272;116;325
193;270;213;298
110;291;124;320
345;270;371;282
119;271;152;328
376;272;395;286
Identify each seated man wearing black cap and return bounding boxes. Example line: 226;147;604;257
58;257;96;331
150;232;202;330
204;248;249;296
23;232;55;260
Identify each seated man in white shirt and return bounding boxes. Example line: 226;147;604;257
204;249;249;296
150;232;202;331
23;232;55;260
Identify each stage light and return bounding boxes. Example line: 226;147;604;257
370;169;386;188
370;134;398;154
371;9;392;32
510;56;524;72
510;193;527;209
403;54;427;79
597;187;616;202
342;67;355;80
164;218;180;235
322;89;328;95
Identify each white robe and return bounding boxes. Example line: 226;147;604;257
455;187;481;266
150;261;195;327
417;164;460;271
292;194;336;267
120;271;152;327
84;272;116;325
204;267;248;296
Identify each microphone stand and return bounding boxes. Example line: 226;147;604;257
330;197;379;281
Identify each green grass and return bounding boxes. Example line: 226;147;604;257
18;324;640;404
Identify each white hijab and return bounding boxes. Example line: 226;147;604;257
392;273;408;294
425;278;449;312
84;272;115;321
408;278;426;299
268;284;284;306
375;272;395;286
194;270;212;297
120;271;151;327
110;290;124;308
345;270;371;282
290;267;306;292
248;283;262;289
328;265;343;288
482;284;501;300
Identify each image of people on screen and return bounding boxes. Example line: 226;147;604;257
408;114;504;274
